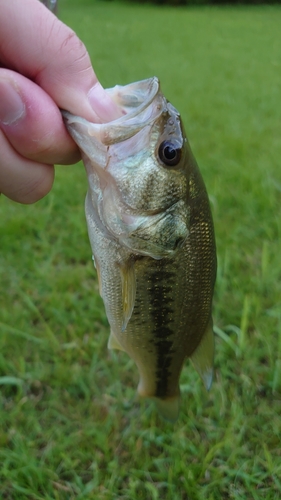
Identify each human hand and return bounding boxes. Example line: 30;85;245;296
0;0;122;203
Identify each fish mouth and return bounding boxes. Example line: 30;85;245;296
62;77;166;147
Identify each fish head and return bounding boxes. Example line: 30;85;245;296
63;78;194;259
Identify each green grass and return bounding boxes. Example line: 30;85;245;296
1;1;281;498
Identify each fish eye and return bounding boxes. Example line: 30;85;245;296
158;141;182;167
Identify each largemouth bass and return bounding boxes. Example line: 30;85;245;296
63;77;216;421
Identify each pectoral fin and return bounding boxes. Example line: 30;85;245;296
92;255;103;298
191;319;214;390
120;260;136;331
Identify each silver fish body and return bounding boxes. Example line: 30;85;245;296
63;78;216;421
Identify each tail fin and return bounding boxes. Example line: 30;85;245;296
154;396;180;422
137;376;180;422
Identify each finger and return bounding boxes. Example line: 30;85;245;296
0;69;81;165
0;0;123;122
0;129;54;204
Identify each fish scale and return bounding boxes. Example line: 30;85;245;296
63;77;216;421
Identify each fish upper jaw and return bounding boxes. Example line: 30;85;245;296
105;77;160;119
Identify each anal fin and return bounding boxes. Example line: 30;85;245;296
108;330;125;352
191;319;214;390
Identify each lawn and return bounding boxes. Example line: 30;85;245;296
1;1;281;498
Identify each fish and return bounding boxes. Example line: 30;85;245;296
62;77;216;421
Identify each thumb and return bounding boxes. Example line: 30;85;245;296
0;0;122;122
